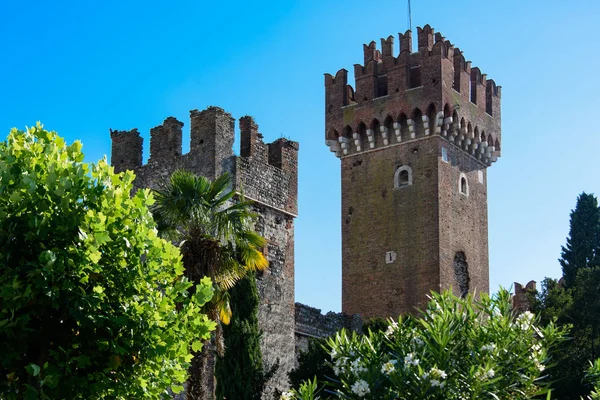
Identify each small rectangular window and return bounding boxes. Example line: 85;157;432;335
385;251;396;264
377;75;388;97
409;66;421;88
442;147;449;163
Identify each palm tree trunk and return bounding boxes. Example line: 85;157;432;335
186;339;216;400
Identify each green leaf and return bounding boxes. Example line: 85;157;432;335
191;341;203;352
9;191;21;203
93;285;104;294
26;363;41;377
94;231;110;245
171;384;185;394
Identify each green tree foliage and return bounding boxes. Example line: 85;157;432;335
584;358;600;399
215;273;273;399
362;317;388;335
0;125;216;399
560;192;600;287
533;278;573;327
151;170;268;399
288;339;334;399
533;193;600;399
287;290;566;400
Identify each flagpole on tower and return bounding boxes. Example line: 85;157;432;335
408;0;412;31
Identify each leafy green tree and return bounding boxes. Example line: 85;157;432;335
560;192;600;287
215;272;274;399
532;278;573;327
0;125;215;399
533;193;600;399
151;170;268;399
288;290;566;400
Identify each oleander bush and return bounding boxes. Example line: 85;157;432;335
285;289;566;400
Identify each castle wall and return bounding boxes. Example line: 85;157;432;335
438;140;489;297
294;303;362;361
512;281;537;314
252;205;296;398
110;107;298;398
341;137;441;318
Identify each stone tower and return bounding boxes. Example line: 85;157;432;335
110;107;299;397
325;25;501;319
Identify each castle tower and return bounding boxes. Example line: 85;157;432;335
325;25;501;319
110;107;299;398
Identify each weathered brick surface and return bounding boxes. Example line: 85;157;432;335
326;25;501;319
110;106;299;397
512;281;537;314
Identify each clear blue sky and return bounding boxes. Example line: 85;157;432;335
2;0;599;313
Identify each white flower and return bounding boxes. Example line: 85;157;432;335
429;367;447;380
486;369;495;379
333;356;349;376
430;379;445;388
280;392;294;400
385;320;399;337
515;311;535;330
535;360;545;371
481;343;496;352
351;379;370;397
412;336;424;347
404;352;420;367
330;348;338;360
381;360;397;374
350;357;367;374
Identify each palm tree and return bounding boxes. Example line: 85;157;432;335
151;170;268;400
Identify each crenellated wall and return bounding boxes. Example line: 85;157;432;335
512;280;537;314
325;24;501;167
110;106;299;397
294;303;363;360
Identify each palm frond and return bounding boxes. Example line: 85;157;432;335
151;169;268;323
241;245;269;271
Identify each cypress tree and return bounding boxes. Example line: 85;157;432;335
534;192;600;399
560;192;600;286
215;272;271;400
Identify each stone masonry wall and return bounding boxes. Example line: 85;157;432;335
110;106;299;398
294;303;362;361
252;204;296;399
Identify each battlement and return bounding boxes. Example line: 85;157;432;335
325;24;502;167
110;106;299;215
294;303;362;355
512;281;537;313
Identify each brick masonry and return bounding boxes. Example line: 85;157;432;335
512;280;537;314
110;107;298;397
325;25;502;319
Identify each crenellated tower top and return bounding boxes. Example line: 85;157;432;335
110;106;299;215
325;24;501;167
